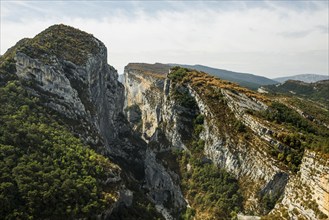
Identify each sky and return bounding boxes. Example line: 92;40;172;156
0;1;328;78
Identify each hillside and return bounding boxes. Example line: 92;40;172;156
274;74;329;83
168;64;278;90
263;80;329;108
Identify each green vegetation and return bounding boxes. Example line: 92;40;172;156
253;101;329;171
110;190;164;220
0;39;30;83
259;193;281;214
264;80;329;108
168;66;188;81
172;88;198;109
286;97;329;126
126;63;170;78
21;24;99;65
234;120;246;133
258;101;329;162
0;24;99;68
0;81;120;219
169;64;278;90
177;114;243;219
261;102;315;133
179;151;243;219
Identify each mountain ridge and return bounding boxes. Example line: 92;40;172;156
274;74;329;83
167;63;278;90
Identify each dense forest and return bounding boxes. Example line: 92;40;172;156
0;81;120;219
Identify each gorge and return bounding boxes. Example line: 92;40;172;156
0;24;328;220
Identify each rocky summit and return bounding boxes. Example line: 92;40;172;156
0;24;328;220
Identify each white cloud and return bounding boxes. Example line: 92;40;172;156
1;1;328;78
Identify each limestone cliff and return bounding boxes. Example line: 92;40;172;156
268;150;329;219
124;63;169;141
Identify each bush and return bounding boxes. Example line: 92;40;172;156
168;67;188;81
234;120;246;132
194;114;204;125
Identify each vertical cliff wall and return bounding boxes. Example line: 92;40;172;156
124;64;187;219
124;63;169;141
268;150;329;219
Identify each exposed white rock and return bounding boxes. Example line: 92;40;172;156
15;52;87;119
124;68;163;141
161;79;188;150
187;85;289;213
124;67;188;218
237;214;261;220
269;150;329;219
14;38;130;217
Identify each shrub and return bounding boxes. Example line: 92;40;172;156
168;67;188;81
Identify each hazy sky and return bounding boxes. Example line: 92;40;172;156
1;1;328;78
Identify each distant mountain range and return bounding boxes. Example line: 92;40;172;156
168;64;278;90
273;74;329;83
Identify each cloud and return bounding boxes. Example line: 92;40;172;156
0;1;328;77
278;30;312;38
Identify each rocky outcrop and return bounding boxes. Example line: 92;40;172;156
124;65;286;213
161;79;192;150
15;52;87;119
15;39;124;147
124;65;165;141
268;150;329;219
144;147;186;219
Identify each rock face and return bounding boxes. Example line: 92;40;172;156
14;25;130;170
14;34;126;154
124;64;187;218
15;52;87;119
0;24;130;219
125;65;287;213
188;86;289;212
124;63;167;141
269;150;329;219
